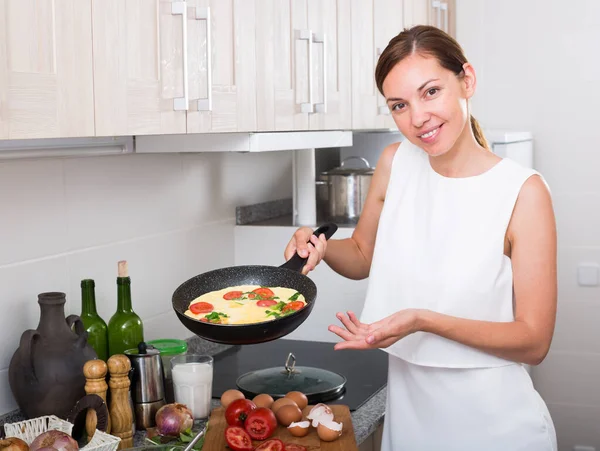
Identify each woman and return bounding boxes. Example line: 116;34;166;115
284;26;557;450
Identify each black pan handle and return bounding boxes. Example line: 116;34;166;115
279;223;338;273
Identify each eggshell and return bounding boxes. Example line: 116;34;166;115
317;420;343;442
288;420;311;437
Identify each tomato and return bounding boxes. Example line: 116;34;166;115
254;439;285;451
284;445;307;451
224;426;253;451
190;302;214;314
257;299;278;307
282;301;304;313
224;291;244;300
252;287;275;298
244;407;277;440
225;398;257;427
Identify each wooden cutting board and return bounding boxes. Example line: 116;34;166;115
202;405;357;451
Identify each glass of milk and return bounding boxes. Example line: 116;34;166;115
170;354;214;421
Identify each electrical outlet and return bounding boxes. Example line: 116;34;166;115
573;446;596;451
577;263;599;286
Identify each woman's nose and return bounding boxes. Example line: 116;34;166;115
410;104;431;128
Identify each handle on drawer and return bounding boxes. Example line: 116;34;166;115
312;32;327;114
193;6;212;111
172;1;189;111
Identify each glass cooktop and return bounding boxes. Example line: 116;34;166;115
211;339;388;411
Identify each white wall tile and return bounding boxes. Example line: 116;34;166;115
64;154;188;250
143;312;194;342
0;159;68;266
547;402;600;451
557;247;600;304
551;300;600;354
0;257;69;370
65;221;234;325
0;369;17;415
531;351;600;406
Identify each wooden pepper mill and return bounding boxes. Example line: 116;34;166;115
107;354;134;449
84;359;111;438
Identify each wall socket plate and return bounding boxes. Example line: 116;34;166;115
573;446;596;451
577;263;600;286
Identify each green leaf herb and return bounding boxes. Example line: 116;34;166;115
288;292;301;301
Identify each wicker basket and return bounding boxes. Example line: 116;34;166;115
3;415;121;451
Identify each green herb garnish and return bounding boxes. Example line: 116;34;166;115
288;292;301;301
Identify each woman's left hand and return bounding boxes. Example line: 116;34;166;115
329;310;422;350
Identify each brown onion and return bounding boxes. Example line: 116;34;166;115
155;403;194;437
29;431;78;451
0;437;29;451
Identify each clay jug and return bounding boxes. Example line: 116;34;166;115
9;292;97;419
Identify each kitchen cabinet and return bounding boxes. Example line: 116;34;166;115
255;0;352;132
0;0;95;140
429;0;456;37
359;423;384;451
350;0;401;130
403;0;430;28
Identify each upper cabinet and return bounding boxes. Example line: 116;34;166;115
254;0;351;132
429;0;455;37
0;0;95;140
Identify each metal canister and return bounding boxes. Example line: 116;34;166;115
125;342;166;430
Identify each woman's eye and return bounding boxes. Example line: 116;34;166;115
427;88;439;96
392;103;406;111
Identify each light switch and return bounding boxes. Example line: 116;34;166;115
577;263;600;287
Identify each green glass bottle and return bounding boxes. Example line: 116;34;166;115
80;279;109;361
108;261;144;356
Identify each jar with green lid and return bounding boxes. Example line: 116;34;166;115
147;339;187;403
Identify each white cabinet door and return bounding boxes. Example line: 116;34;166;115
307;0;352;131
350;0;401;130
186;0;256;133
430;0;455;36
403;0;429;28
0;0;95;139
255;0;310;131
92;0;187;136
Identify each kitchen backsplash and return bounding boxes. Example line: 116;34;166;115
0;150;293;414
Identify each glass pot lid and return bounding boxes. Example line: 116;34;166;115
236;353;347;402
321;156;374;176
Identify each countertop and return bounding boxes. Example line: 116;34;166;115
0;336;386;447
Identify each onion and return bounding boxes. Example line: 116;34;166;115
0;437;29;451
155;403;194;437
29;431;78;451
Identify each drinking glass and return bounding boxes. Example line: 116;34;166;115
170;354;213;421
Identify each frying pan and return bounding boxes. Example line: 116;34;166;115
172;223;338;345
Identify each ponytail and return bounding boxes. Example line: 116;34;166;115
470;115;490;150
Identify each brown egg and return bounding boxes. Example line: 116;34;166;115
271;397;298;413
302;404;313;418
252;393;274;409
220;389;245;408
285;391;308;410
276;404;303;427
317;420;343;442
288;420;311;437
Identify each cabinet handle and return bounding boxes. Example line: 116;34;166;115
192;6;212;111
432;0;441;28
441;2;448;33
295;29;314;114
172;1;189;111
312;32;327;114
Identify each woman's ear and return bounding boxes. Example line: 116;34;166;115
462;62;477;99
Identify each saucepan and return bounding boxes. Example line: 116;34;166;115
172;223;338;345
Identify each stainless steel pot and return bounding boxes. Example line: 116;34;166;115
317;156;374;223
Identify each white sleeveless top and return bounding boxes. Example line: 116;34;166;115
359;140;542;368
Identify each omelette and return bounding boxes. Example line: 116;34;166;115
184;285;307;325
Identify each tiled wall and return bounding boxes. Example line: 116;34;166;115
457;1;600;449
0;150;293;414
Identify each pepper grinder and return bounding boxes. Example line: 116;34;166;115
125;342;166;430
84;359;111;437
107;354;134;449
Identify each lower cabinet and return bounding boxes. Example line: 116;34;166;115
359;422;384;451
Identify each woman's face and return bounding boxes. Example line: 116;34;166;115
382;53;475;157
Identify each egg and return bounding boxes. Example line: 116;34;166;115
317;420;343;442
302;405;313;418
252;393;274;409
220;389;245;408
288;420;311;437
276;404;303;427
306;403;334;427
285;391;308;410
271;397;298;413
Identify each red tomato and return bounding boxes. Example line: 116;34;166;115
190;302;214;314
257;299;278;307
224;426;253;451
225;399;257;427
252;287;275;298
284;445;307;451
224;291;244;300
244;407;277;440
254;439;285;451
282;301;304;313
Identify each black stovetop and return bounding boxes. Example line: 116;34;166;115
211;339;388;412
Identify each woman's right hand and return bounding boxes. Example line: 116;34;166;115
284;227;328;275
